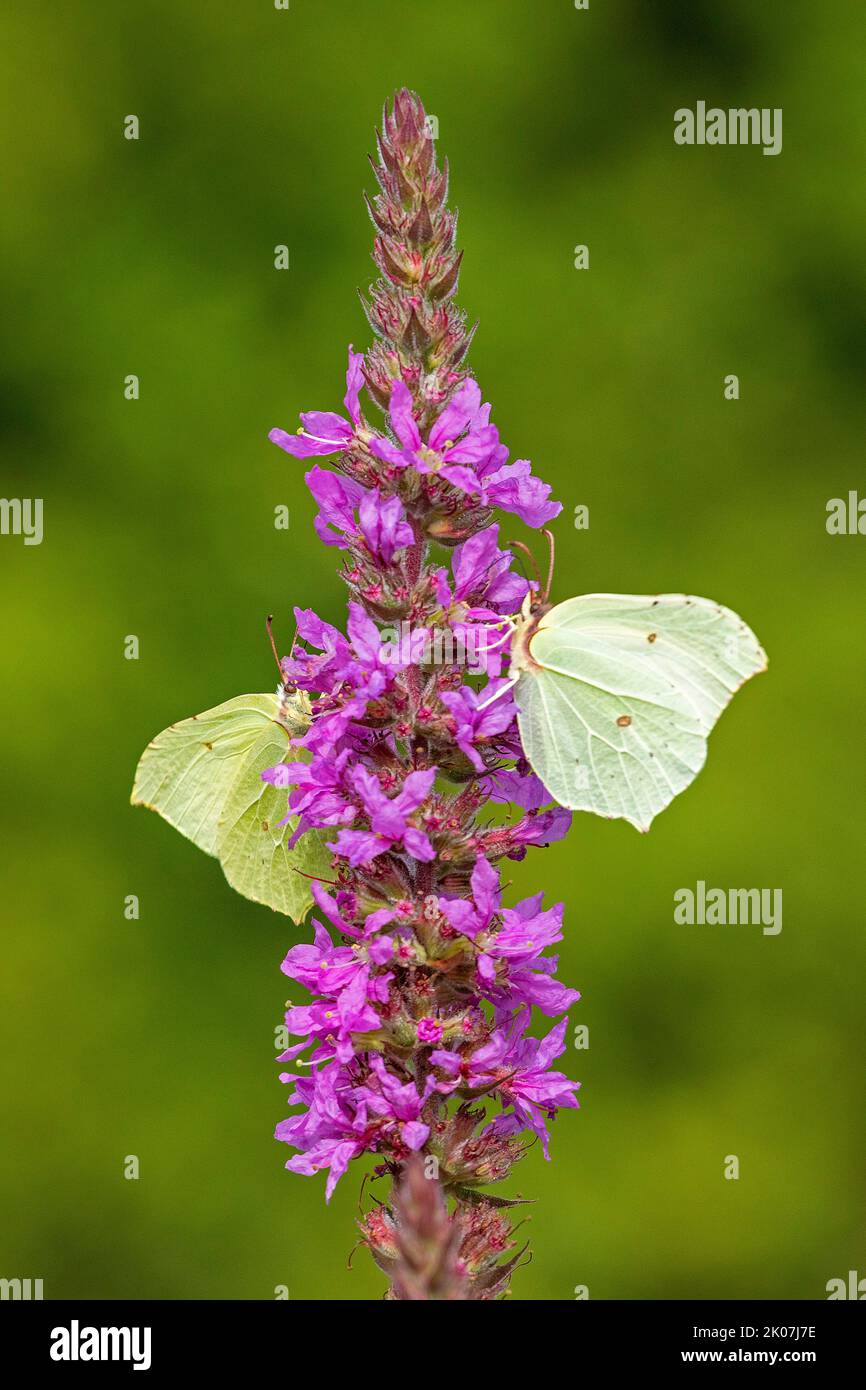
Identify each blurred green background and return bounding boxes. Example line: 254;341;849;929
2;0;865;1301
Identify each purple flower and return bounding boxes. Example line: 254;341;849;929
328;766;437;866
304;467;414;565
481;805;573;861
480;767;553;811
491;895;562;962
510;806;572;850
476;898;580;1017
481;1015;581;1158
371;378;501;480
433;1013;579;1156
343;602;428;697
359;490;414;565
304;467;368;549
282;964;383;1065
281;607;353;694
477;459;562;529
493;959;579;1017
311;882;394;940
442;523;530;615
437;859;577;1017
354;1056;435;1152
272;601;432;773
429;532;524;679
439;854;501;940
262;747;357;835
417;1017;443;1044
441;681;517;771
276;1062;371;1201
281;919;364;995
369;378;561;529
270;346;364;459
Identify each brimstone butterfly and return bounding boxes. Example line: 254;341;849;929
506;588;767;832
130;689;331;919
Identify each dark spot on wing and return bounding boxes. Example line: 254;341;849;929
617;715;632;727
647;632;657;643
203;741;214;750
261;820;269;832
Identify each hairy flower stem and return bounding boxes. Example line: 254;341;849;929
387;1156;466;1301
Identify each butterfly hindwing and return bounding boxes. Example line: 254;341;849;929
131;694;283;855
217;725;332;921
515;593;766;831
516;664;705;831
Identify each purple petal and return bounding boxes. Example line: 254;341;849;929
369;436;411;467
387;380;422;451
403;827;435;862
347;602;383;665
324;1140;358;1202
438;463;484;495
452;525;499;597
429;378;482;451
429;1049;462;1074
394;767;437;813
343;345;364;425
364;907;395;935
328;829;386;866
470;854;501;922
438;897;482;938
367;935;395;964
443;424;500;467
536;1018;569;1070
359;491;413;565
484;460;562;528
401;1121;430;1151
269;426;343;459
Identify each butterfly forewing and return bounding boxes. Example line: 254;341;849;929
541;593;767;733
131;690;329;919
131;694;283;855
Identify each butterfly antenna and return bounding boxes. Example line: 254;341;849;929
266;614;284;685
511;553;531;589
542;529;556;603
291;868;339;886
509;539;541;590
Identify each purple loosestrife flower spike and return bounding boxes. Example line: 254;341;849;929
267;89;579;1300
